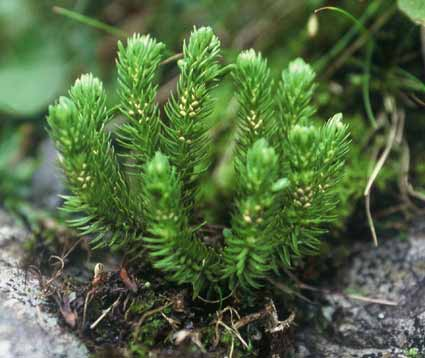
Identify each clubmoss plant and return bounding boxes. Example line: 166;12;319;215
47;26;350;297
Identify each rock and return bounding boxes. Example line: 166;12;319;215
295;226;425;357
0;210;88;358
31;139;64;210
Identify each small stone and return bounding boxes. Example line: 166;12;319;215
0;210;88;358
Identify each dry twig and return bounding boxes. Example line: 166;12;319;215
90;294;122;330
265;300;295;334
364;109;404;246
283;268;398;306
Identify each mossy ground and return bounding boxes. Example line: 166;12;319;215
22;215;305;357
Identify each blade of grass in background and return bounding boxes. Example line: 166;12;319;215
314;0;381;73
53;6;128;38
53;6;183;66
315;6;377;129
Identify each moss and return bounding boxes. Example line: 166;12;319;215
405;347;419;357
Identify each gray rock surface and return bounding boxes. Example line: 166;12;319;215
31;139;64;210
296;226;425;357
0;210;88;358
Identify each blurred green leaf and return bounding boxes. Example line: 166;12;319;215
0;41;69;117
398;0;425;25
0;0;34;39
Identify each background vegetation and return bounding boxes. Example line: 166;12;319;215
2;0;424;235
